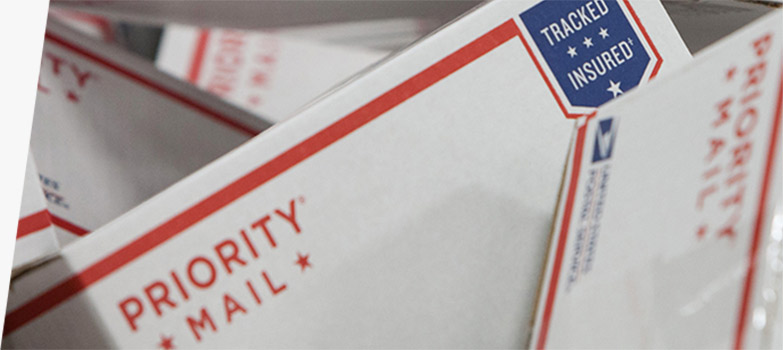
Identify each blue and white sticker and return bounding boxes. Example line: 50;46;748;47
592;117;617;163
519;0;657;114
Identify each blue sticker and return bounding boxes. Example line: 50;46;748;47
519;0;650;108
592;117;617;163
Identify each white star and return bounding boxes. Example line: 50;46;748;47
607;80;623;97
598;27;609;39
583;36;593;48
567;46;577;58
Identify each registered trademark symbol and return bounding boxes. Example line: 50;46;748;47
298;196;305;204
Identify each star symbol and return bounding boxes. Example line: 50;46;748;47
247;95;262;106
583;37;593;48
598;27;609;39
66;90;80;103
726;66;737;81
259;54;276;65
696;225;707;239
251;72;268;87
158;334;175;350
295;252;312;272
566;46;577;58
607;80;623;98
719;226;736;239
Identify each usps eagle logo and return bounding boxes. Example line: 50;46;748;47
592;117;617;163
519;0;662;118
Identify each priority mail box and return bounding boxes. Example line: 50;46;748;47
21;19;270;252
530;9;782;349
156;25;387;123
13;152;59;271
3;0;690;348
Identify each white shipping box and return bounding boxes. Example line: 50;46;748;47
24;19;270;247
4;0;690;348
531;10;783;349
156;25;388;123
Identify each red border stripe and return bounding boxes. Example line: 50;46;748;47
3;20;522;337
535;115;593;350
16;210;53;240
50;10;114;42
50;214;90;237
43;31;259;137
518;30;574;119
17;210;91;239
733;65;783;350
187;29;210;84
622;0;664;78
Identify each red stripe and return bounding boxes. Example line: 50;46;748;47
622;0;664;78
94;17;114;43
17;209;90;239
51;10;114;42
733;65;783;349
50;214;90;237
518;29;576;119
43;31;258;137
535;115;593;350
187;29;210;84
16;210;53;240
3;20;522;337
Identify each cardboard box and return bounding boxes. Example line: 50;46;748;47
530;9;782;348
20;19;270;252
3;0;690;348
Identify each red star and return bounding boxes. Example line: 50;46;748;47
696;225;707;239
295;252;312;272
251;71;268;87
719;226;736;239
726;66;737;81
259;54;276;65
158;334;174;350
247;95;262;106
66;90;80;103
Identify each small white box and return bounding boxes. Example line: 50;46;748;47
531;9;783;349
